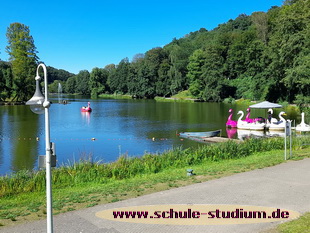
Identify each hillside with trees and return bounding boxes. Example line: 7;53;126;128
0;0;309;105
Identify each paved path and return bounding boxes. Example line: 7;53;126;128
3;158;310;233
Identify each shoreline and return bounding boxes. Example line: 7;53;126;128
0;101;25;106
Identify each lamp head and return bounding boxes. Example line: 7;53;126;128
26;79;45;114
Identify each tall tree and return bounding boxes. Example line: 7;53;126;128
6;23;38;101
89;67;108;97
108;58;131;94
65;76;77;94
187;49;206;98
75;70;90;95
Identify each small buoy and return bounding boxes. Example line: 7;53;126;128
91;138;96;141
152;137;155;141
36;137;39;141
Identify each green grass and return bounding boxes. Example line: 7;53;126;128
98;93;132;99
271;212;310;233
0;136;309;228
3;136;305;197
155;90;199;102
171;90;196;99
235;98;254;106
154;96;197;102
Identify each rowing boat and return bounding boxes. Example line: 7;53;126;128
179;130;221;139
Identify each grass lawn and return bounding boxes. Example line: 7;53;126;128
1;146;309;229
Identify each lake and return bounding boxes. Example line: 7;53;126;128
0;96;300;176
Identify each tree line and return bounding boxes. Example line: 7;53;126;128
0;0;309;106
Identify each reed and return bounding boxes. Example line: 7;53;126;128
0;136;309;197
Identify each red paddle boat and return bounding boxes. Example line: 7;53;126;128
81;102;92;112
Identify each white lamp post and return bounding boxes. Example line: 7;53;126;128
26;63;53;233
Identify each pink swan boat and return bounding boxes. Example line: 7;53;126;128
81;102;92;112
245;108;265;123
244;108;262;123
226;109;237;128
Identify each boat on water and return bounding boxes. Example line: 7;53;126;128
296;112;310;132
81;102;92;112
245;108;265;123
179;130;221;139
267;108;278;124
266;111;287;131
237;110;265;131
226;109;237;128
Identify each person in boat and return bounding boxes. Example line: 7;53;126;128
267;109;272;124
82;102;90;109
81;102;92;111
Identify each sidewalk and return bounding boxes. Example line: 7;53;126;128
3;158;310;233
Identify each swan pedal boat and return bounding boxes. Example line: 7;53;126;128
266;111;287;131
296;112;310;132
237;110;265;131
81;102;92;112
226;109;237;128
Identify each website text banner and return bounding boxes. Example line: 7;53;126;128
96;204;300;225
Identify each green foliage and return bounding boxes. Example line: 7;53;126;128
89;67;108;98
47;66;74;83
1;136;309;198
5;23;38;101
48;80;64;93
0;61;13;101
187;49;206;98
65;76;76;94
76;70;90;95
1;1;309;102
108;58;130;95
294;94;310;115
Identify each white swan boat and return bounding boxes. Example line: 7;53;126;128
267;108;278;124
266;111;287;131
237;110;265;131
296;112;310;132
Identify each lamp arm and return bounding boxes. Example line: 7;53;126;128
37;64;51;108
36;64;49;102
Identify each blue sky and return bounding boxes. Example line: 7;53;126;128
0;0;283;74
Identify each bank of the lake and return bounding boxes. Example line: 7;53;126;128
0;101;24;106
1;136;309;228
98;93;132;99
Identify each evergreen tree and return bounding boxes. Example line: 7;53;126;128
6;23;38;101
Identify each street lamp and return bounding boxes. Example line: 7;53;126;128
26;63;53;233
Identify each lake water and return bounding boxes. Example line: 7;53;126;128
0;96;301;175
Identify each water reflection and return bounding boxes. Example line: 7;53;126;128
0;106;41;174
237;129;265;140
81;112;91;125
226;128;237;139
266;131;286;138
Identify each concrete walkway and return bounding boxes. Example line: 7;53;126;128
3;158;310;233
